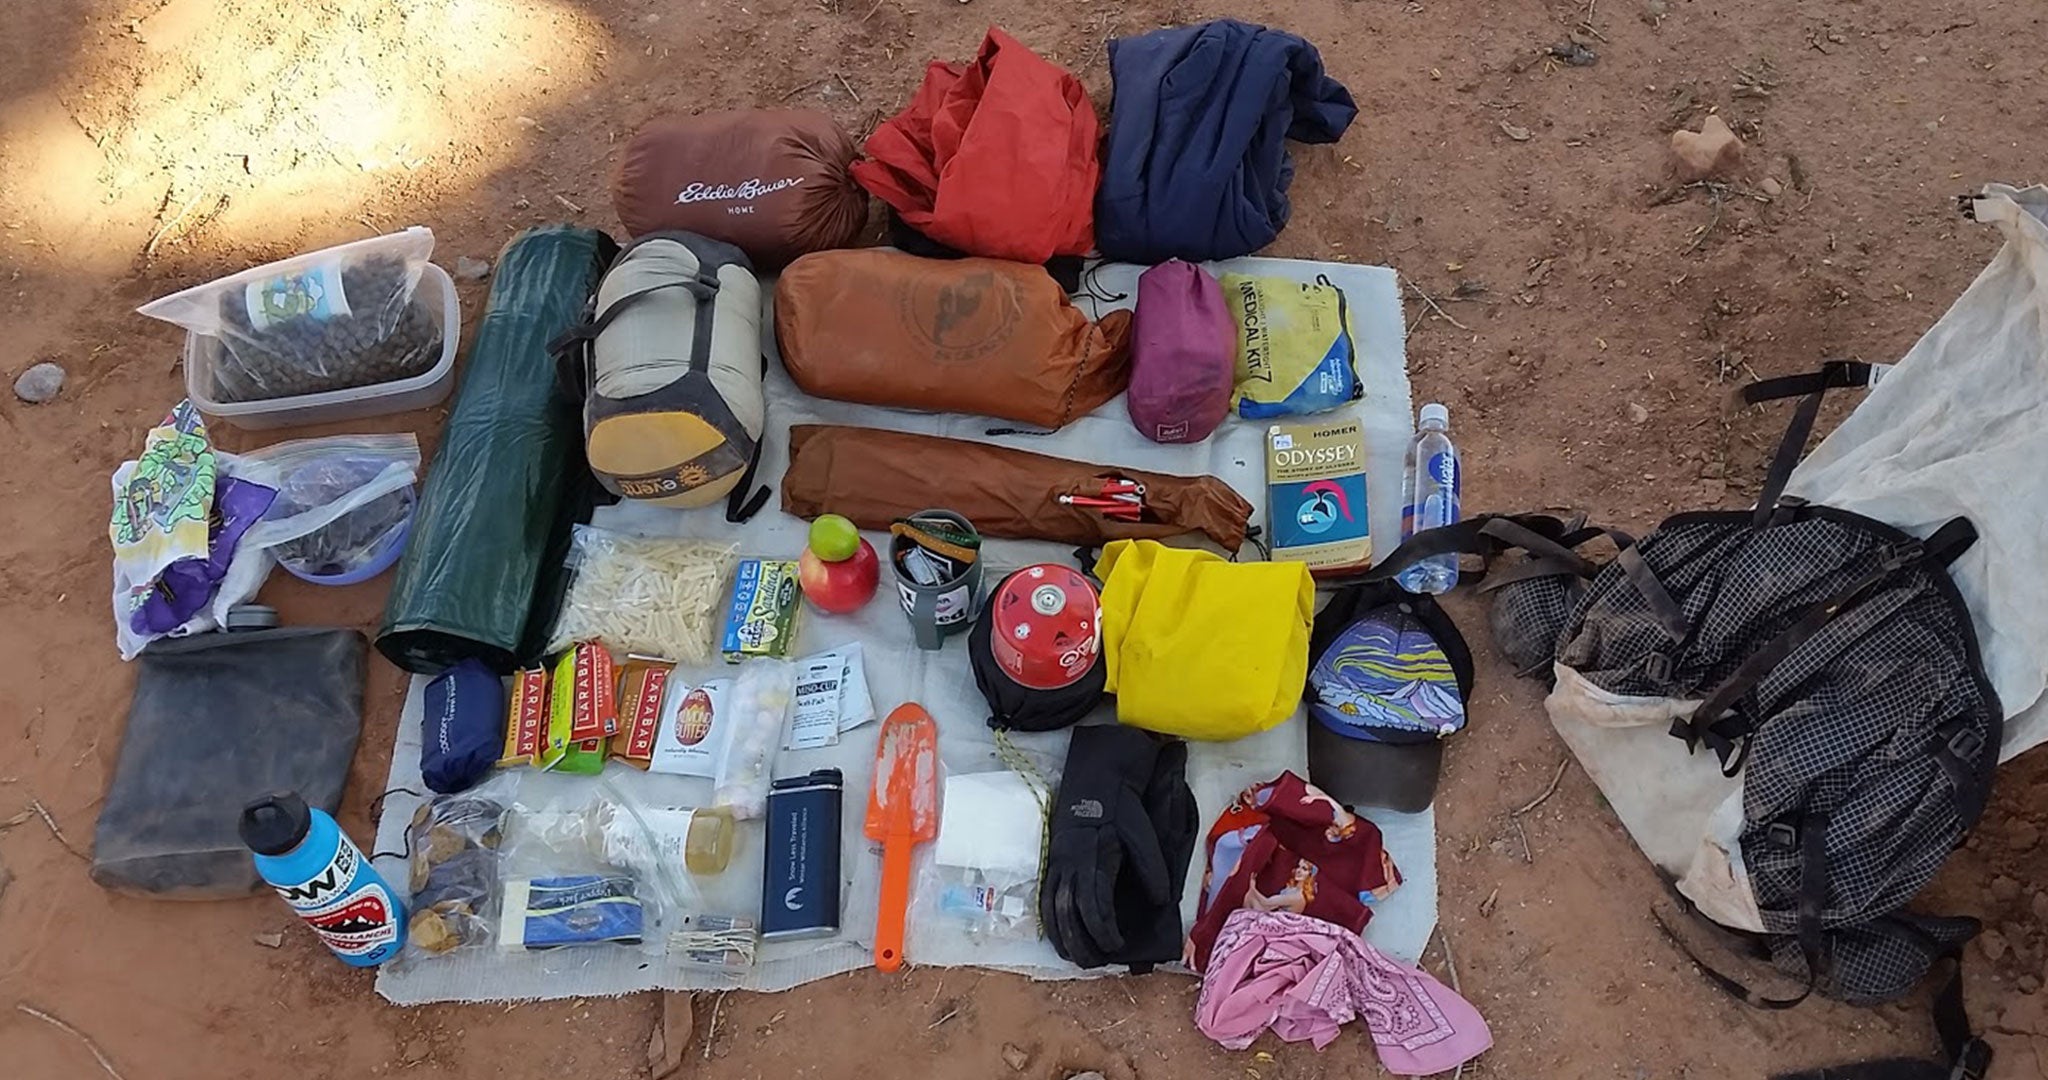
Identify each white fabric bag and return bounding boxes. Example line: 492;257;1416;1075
1787;183;2048;762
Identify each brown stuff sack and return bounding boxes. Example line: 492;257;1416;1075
780;424;1253;552
613;109;867;268
775;249;1133;430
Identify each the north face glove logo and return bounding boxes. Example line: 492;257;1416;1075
1069;798;1104;819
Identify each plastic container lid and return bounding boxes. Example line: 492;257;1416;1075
1419;403;1450;427
239;791;312;856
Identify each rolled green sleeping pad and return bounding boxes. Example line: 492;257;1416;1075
376;225;619;674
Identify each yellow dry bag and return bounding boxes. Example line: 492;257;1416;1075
1095;539;1313;740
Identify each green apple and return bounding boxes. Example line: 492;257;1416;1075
808;513;862;562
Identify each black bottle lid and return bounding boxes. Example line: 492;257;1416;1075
238;791;312;856
771;768;844;790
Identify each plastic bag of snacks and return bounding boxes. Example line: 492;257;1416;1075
138;227;443;403
496;782;655;954
402;780;512;958
546;526;739;665
492;777;723;956
108;400;269;659
225;434;422;585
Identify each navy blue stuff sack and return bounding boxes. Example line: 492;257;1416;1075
421;659;506;794
1094;20;1357;264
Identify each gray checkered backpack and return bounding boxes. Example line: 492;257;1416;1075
1369;363;1998;1079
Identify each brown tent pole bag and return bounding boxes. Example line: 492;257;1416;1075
779;424;1254;553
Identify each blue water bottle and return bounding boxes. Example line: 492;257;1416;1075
239;791;407;967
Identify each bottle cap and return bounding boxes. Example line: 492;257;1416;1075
224;604;279;631
239;791;312;856
1419;403;1450;427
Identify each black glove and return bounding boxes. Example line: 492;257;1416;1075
1041;725;1170;969
1109;738;1197;971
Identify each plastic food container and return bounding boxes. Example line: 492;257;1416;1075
183;261;460;430
280;515;413;586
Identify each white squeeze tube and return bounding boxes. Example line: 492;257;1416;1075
712;657;797;819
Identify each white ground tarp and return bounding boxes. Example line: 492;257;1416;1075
375;256;1429;1005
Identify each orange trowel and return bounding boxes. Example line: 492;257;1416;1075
865;702;939;972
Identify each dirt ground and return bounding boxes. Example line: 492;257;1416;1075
3;0;2045;1076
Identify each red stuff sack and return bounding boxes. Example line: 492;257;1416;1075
850;27;1100;264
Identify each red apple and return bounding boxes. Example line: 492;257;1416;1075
799;536;880;614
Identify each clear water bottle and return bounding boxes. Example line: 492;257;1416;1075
1397;403;1461;594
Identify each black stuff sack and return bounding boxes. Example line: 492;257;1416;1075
421;659;506;794
92;627;367;899
969;567;1108;732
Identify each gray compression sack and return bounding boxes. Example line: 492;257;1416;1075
92;627;366;898
551;231;770;520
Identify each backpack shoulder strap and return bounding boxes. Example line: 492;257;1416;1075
1743;360;1882;526
1654;813;1829;1011
1765;929;1993;1080
1319;513;1612;589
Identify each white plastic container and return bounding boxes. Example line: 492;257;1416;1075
182;261;460;430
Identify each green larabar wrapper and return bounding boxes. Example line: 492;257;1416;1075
376;225;618;674
542;643;612;774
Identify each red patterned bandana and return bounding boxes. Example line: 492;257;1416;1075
1187;771;1402;972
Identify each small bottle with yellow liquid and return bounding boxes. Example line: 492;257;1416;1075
592;802;735;878
684;805;735;875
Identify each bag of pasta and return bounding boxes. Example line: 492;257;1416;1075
546;525;739;665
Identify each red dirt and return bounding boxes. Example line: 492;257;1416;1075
3;1;2045;1077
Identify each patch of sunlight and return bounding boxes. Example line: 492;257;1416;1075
0;0;608;270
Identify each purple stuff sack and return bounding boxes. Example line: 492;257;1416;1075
1128;260;1235;444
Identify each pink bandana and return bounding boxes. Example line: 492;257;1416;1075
1194;909;1491;1075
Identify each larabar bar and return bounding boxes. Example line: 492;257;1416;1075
565;642;618;742
498;667;549;767
611;656;674;769
596;647;619;736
